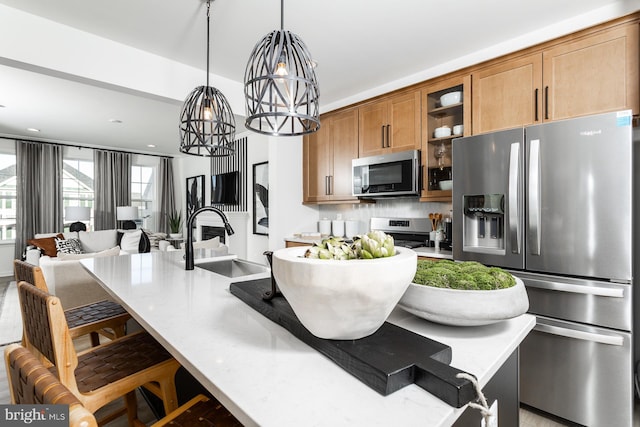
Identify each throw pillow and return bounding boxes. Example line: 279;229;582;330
27;233;65;257
55;237;83;254
119;229;142;253
78;229;118;253
117;229;151;253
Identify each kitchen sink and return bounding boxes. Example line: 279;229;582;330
195;258;269;278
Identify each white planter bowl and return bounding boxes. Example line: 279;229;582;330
398;277;529;326
272;246;417;339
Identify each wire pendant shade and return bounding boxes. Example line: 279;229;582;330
180;85;235;156
244;29;320;136
179;0;235;157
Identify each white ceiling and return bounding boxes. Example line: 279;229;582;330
0;0;636;156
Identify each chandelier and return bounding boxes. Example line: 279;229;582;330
244;0;320;136
179;0;235;156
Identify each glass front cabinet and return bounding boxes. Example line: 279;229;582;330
420;75;471;201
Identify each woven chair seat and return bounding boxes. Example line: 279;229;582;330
65;300;128;331
162;395;243;427
69;332;174;393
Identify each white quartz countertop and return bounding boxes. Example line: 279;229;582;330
81;251;534;427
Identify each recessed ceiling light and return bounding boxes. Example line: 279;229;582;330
147;144;156;148
26;128;40;132
109;119;122;123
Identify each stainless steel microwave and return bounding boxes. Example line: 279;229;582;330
352;150;420;197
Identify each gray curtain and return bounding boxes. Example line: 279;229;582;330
94;150;131;230
15;141;63;258
157;157;176;234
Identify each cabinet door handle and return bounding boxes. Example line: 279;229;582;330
534;88;539;122
380;126;385;149
325;176;330;195
329;175;333;195
544;86;549;120
386;125;391;148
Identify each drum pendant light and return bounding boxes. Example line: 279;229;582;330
180;0;235;157
244;0;320;136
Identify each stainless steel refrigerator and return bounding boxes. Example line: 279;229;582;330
452;110;637;426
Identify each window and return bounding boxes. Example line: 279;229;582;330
0;152;17;241
63;158;94;231
131;165;155;230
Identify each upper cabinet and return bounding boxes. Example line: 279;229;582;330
303;108;360;204
358;91;421;157
421;75;471;202
473;21;639;134
543;23;639;121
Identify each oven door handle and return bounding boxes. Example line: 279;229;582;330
534;322;624;346
525;278;624;298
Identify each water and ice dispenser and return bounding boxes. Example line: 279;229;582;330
462;194;505;253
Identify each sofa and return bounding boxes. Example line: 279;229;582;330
25;229;152;308
24;229;228;309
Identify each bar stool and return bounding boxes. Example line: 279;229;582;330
14;259;130;347
17;281;181;426
4;344;243;427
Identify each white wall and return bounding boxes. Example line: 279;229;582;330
245;133;269;263
268;136;318;251
173;131;279;264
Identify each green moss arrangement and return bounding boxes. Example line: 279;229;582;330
413;259;516;290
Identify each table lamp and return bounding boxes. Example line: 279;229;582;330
65;206;91;232
116;206;139;230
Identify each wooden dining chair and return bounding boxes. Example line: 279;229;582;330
16;281;181;426
4;344;243;427
14;259;130;347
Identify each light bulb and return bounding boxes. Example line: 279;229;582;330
275;61;288;77
202;99;213;121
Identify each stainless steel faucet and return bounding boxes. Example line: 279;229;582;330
185;206;235;270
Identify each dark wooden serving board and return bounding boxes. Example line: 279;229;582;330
230;278;476;408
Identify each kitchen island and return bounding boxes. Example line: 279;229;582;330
80;251;534;427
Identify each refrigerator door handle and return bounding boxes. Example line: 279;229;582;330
508;142;521;254
525;279;625;298
534;322;624;346
528;139;541;255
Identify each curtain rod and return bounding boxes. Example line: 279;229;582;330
3;136;174;159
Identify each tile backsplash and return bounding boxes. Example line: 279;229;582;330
318;199;452;234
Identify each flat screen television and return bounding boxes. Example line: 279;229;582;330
211;171;239;205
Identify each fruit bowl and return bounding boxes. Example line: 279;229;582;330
272;246;417;339
398;276;529;326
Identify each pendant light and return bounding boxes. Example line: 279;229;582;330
244;0;320;136
180;0;235;157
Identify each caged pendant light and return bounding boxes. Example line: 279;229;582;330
180;0;235;157
244;0;320;136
